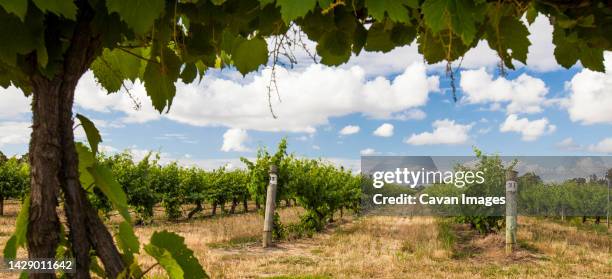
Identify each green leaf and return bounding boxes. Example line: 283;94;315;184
149;231;208;279
117;221;140;262
76;114;102;155
88;164;131;222
552;29;579;69
496;16;530;65
259;0;275;7
0;0;28;21
32;0;77;20
352;24;368;55
422;0;484;45
144;244;184;279
365;22;395;52
579;48;605;72
317;30;351;66
365;0;416;23
390;24;416;46
526;6;537;25
91;48;142;93
276;0;317;23
3;196;29;259
143;48;181;112
106;0;165;34
180;63;198;83
3;236;18;259
0;7;45;66
417;31;447;64
231;37;268;75
75;143;95;191
318;0;333;9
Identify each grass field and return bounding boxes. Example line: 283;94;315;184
1;200;611;278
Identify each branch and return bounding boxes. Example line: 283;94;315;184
138;263;160;279
116;47;160;64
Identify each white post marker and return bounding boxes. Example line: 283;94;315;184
263;164;278;248
607;175;610;229
505;170;518;254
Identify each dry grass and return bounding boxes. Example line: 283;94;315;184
1;200;611;278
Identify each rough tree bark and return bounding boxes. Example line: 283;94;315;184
26;1;125;278
28;78;64;279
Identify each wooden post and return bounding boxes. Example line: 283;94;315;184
263;164;278;248
505;170;518;254
607;177;610;229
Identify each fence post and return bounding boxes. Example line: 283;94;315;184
607;176;610;229
263;164;278;248
505;170;518;254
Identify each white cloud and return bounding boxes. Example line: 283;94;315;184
458;40;499;70
312;145;320;150
477;127;491;135
390;109;426;121
373;123;394;137
360;148;377;155
72;61;437;134
339;125;360;136
154;133;197;144
221;128;250;152
344;44;423;77
499;114;556;141
0;122;31;147
588;138;612;154
525;15;561;72
556;137;581;151
0;86;30;119
564;52;612;125
405;119;472;145
460;68;548;114
74;71;161;123
167;62;439;133
99;144;119;154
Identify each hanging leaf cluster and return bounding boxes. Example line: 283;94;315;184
0;0;610;112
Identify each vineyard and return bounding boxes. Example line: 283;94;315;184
1;138;362;239
2;140;611;278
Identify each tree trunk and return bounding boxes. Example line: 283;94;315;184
0;196;3;216
27;79;64;279
29;70;126;278
255;199;261;210
25;3;126;276
230;198;238;214
243;197;248;213
211;202;217;216
188;201;203;219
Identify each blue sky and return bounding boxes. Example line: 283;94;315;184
0;16;611;170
